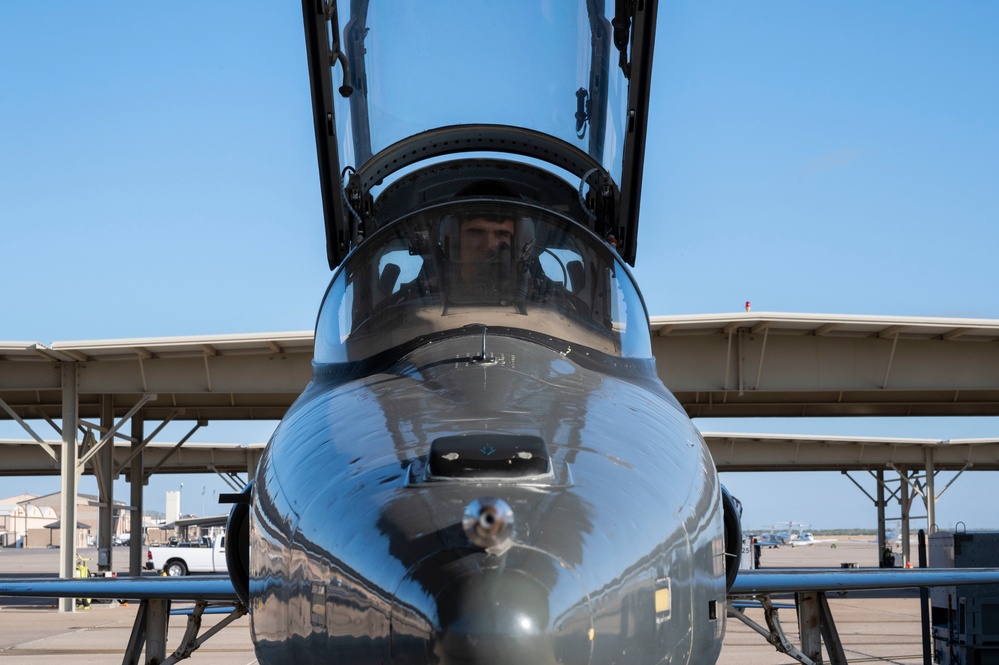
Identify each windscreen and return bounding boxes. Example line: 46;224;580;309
334;0;629;181
314;201;652;364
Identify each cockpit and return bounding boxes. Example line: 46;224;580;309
314;199;653;364
305;1;659;364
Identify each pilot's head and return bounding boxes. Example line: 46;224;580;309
448;181;519;282
458;213;515;274
438;180;536;306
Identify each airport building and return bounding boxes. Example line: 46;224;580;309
0;492;129;548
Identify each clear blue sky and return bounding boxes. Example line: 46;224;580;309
2;3;997;530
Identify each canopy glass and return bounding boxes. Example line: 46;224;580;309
315;199;652;364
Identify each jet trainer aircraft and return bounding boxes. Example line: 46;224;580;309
4;2;999;664
248;3;741;661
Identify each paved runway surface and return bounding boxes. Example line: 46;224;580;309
0;539;928;663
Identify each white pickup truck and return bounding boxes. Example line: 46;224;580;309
146;536;227;576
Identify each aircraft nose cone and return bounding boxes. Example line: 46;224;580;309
391;548;593;664
434;564;591;665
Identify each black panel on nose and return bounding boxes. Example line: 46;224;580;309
429;434;550;479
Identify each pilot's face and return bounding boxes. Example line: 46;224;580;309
459;217;514;263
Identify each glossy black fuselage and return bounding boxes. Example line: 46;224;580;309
250;332;726;664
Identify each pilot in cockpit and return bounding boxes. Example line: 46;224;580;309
434;181;532;311
383;180;564;316
456;213;515;282
327;180;641;361
444;209;519;307
450;182;520;271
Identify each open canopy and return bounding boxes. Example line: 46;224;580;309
303;0;658;267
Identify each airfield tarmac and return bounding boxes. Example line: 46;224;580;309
0;538;926;664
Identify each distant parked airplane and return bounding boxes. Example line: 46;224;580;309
789;532;838;547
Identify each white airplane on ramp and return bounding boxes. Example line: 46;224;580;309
789;532;838;547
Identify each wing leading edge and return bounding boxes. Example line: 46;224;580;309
0;575;238;601
730;567;999;596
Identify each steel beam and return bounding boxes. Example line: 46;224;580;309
77;393;156;469
0;396;58;461
114;413;178;476
142;420;205;478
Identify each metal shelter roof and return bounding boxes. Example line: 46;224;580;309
649;312;999;342
649;312;999;418
3;312;998;421
1;332;314;421
703;433;999;472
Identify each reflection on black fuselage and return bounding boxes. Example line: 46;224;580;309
250;333;726;664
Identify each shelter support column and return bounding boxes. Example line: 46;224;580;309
97;395;114;572
925;449;936;533
876;469;887;567
843;468;897;567
58;363;78;613
129;414;144;576
899;467;912;566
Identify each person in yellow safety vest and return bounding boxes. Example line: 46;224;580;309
74;554;91;609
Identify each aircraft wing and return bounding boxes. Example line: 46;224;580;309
729;568;999;663
0;575;243;662
0;575;238;601
730;567;999;596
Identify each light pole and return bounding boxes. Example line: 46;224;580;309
22;502;32;548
